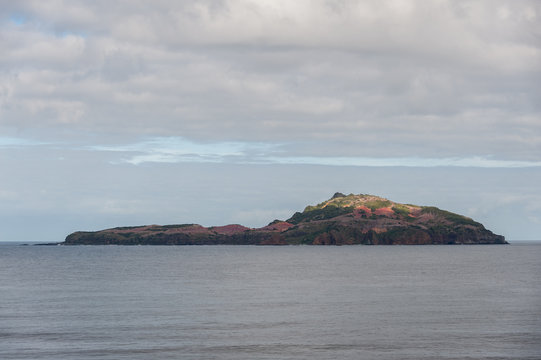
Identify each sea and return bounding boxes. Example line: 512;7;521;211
1;242;540;360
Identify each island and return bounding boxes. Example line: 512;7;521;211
63;193;506;245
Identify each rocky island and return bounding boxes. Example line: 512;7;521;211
64;193;506;245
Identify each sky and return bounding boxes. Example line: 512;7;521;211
0;0;540;242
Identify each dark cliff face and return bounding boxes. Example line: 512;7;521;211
63;193;507;245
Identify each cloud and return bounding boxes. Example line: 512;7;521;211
0;136;49;147
88;137;275;165
84;136;541;168
0;1;539;162
0;1;538;152
264;155;541;168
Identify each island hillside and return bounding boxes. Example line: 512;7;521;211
64;193;506;245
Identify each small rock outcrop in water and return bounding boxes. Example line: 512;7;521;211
64;193;507;245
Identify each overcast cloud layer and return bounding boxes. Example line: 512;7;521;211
2;0;540;161
1;1;540;241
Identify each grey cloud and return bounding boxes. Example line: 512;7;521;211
1;1;539;162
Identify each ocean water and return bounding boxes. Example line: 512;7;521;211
1;243;540;360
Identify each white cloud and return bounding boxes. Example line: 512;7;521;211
265;155;541;168
0;136;49;147
85;136;541;168
88;137;276;165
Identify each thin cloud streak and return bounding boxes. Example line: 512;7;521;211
0;136;49;148
266;156;541;168
3;135;541;168
86;137;541;168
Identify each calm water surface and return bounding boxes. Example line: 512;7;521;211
1;243;540;360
